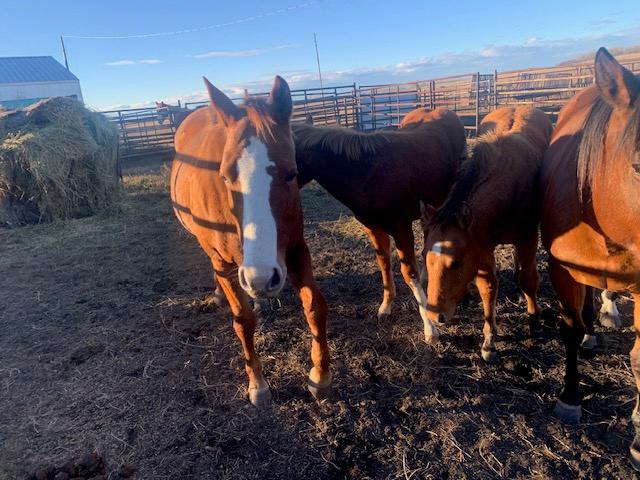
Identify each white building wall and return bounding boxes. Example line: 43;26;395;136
0;80;83;103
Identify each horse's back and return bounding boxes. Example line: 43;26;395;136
480;106;552;150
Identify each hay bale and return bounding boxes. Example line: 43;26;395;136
0;97;119;226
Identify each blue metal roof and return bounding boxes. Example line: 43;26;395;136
0;56;79;84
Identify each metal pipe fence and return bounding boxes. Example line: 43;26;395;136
101;54;640;158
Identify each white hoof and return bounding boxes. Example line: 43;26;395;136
424;326;440;345
581;334;597;350
481;347;497;362
553;398;582;423
248;386;272;408
377;303;392;319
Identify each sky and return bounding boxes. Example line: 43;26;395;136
2;0;640;110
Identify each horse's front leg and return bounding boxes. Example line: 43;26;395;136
363;226;396;319
475;261;499;362
215;270;271;407
514;238;541;336
394;226;439;344
286;240;332;399
549;260;586;423
629;294;640;470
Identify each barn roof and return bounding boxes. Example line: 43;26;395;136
0;56;79;84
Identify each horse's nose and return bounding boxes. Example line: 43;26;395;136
238;265;285;298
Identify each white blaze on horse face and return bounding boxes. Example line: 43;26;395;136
236;137;284;296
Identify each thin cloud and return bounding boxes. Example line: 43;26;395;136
105;59;162;66
192;44;299;59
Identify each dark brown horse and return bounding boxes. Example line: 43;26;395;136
539;47;640;468
170;76;331;407
156;101;192;126
293;107;466;343
422;106;552;361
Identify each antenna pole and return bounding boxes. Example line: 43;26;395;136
313;33;323;90
60;36;69;70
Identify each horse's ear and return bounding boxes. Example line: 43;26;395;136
420;201;437;222
203;77;240;127
594;47;640;109
268;75;292;125
457;202;473;230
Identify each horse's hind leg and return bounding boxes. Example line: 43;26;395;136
215;271;271;408
286;240;332;399
629;294;640;470
599;289;621;328
548;260;586;423
581;286;598;350
515;238;541;336
394;226;439;344
475;262;499;362
363;226;396;319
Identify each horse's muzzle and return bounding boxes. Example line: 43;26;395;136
238;264;286;298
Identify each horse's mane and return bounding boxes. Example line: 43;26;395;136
429;139;495;228
577;94;640;202
292;123;391;161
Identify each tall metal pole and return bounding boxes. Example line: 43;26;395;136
313;33;327;124
60;36;69;70
313;33;324;90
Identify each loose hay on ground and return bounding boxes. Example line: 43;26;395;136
0;97;119;226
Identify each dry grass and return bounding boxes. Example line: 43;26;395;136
0;160;637;479
0;98;119;226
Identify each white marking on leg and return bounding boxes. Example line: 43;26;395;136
408;277;439;343
581;334;597;349
236;137;283;294
431;241;444;255
599;290;621;328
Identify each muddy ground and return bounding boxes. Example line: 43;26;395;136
0;158;637;479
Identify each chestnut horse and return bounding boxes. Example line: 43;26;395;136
293;108;466;343
539;47;640;467
170;76;331;407
422;106;552;361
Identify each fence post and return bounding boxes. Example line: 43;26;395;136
494;69;498;110
475;72;480;136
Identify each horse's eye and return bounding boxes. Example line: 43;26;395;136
285;172;298;182
632;164;640;175
450;260;461;270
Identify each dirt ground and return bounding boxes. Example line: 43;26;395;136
0;157;638;479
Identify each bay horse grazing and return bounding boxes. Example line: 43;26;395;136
539;47;640;467
170;76;331;407
156;101;192;127
293;107;466;343
422;106;552;361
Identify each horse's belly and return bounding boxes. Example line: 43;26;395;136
549;222;640;292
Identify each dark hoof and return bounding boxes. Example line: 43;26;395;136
553;398;582;423
481;347;497;363
248;386;272;408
